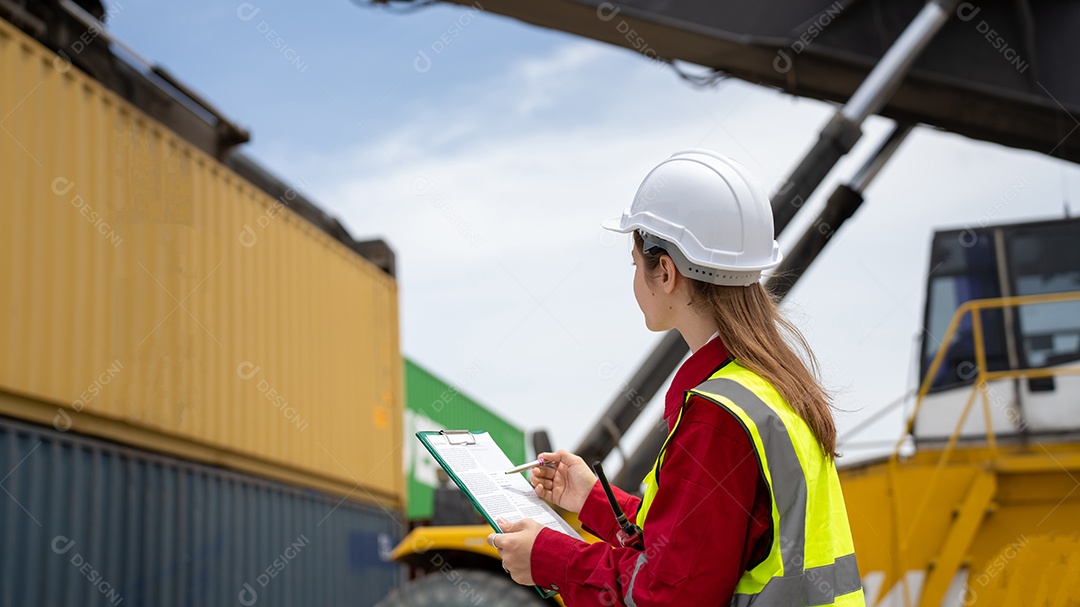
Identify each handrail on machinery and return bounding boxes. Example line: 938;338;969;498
884;290;1080;607
899;289;1080;459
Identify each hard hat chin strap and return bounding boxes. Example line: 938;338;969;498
638;230;760;287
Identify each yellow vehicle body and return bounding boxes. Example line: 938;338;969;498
390;517;602;605
840;292;1080;606
840;442;1080;606
391;525;504;564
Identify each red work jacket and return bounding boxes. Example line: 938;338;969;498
531;336;772;606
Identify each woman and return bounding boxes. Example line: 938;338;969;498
488;150;865;607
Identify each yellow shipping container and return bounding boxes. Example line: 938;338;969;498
0;18;403;509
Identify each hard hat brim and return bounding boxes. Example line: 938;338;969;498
601;215;632;233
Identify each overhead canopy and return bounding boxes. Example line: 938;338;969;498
437;0;1080;163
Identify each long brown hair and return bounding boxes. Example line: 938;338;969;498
634;232;837;457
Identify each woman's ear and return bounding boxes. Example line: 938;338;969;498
659;255;679;294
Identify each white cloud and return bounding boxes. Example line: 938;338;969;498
305;42;1077;465
513;42;609;115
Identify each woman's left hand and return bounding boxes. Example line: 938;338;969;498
487;517;543;586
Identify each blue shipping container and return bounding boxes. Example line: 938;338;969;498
0;416;400;607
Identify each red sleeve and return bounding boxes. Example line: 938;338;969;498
577;479;642;544
530;396;769;605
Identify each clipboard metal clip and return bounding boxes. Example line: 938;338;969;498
440;430;476;445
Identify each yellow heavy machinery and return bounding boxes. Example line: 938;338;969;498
839;218;1080;606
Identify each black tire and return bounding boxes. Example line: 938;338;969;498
376;569;548;607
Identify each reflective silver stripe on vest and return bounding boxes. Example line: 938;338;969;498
729;554;862;606
624;552;648;607
694;379;861;606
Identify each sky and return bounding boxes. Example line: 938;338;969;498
106;0;1078;468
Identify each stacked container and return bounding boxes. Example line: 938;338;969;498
0;15;402;605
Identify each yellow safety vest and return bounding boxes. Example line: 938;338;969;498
635;360;865;607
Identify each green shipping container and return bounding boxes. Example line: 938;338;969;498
403;359;526;521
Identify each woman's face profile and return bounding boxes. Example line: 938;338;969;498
632;245;663;331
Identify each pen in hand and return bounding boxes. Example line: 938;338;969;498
504;457;557;475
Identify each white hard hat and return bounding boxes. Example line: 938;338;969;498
602;149;783;287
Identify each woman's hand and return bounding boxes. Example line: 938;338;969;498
488;518;543;586
530;450;597;514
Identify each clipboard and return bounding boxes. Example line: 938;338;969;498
416;430;583;599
